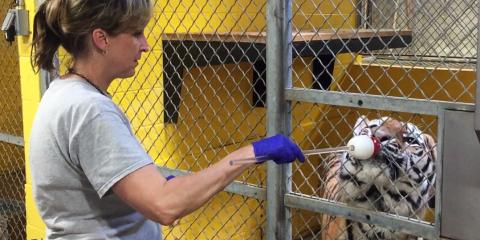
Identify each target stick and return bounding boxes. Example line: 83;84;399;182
229;135;381;165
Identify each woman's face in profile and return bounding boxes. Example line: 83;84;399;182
105;29;150;79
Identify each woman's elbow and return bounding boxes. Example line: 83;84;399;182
151;203;182;226
155;215;177;226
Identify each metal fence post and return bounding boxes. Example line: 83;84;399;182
266;0;292;239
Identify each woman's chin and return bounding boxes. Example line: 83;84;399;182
117;69;136;79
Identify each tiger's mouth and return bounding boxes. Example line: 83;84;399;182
372;138;408;165
372;141;415;182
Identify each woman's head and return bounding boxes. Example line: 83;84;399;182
31;0;152;71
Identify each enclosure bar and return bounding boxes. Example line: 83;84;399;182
284;194;437;239
286;88;475;115
356;0;373;29
17;0;25;7
434;111;445;237
40;69;50;95
475;1;480;139
0;132;24;146
265;0;293;238
156;166;266;200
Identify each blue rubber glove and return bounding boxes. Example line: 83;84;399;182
252;134;305;164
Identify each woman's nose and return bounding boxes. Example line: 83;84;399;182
140;35;150;52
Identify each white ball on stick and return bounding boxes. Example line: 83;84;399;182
346;135;381;160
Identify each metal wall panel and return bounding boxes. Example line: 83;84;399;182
442;110;480;240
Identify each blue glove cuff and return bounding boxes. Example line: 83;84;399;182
252;138;271;163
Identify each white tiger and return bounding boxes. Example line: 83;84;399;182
322;116;436;240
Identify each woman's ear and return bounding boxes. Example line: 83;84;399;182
91;28;109;54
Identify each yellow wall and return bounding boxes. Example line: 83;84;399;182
289;1;359;236
140;1;268;238
345;61;476;103
19;0;47;239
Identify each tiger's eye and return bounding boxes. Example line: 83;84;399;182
380;136;391;142
404;137;417;144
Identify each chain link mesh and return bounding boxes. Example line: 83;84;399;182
51;0;477;239
291;107;438;239
0;1;25;239
145;1;269;238
289;0;475;239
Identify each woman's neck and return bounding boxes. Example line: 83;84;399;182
69;61;112;92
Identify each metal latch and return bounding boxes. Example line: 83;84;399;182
1;8;29;43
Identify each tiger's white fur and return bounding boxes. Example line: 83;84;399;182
322;116;436;240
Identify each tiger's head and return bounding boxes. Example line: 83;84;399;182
321;116;437;240
352;116;437;183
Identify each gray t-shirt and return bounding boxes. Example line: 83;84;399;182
29;77;161;239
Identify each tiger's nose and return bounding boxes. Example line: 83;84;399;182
373;129;392;142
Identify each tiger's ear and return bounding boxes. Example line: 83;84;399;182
353;115;369;136
423;134;437;162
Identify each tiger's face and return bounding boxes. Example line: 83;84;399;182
352;116;437;181
321;116;437;240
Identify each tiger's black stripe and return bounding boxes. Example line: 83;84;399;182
340;171;365;186
346;219;354;240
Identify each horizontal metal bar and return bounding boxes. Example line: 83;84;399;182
156;166;266;200
285;88;475;115
284;193;437;239
224;181;266;201
0;132;24;146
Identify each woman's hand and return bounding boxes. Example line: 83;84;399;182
252;134;305;164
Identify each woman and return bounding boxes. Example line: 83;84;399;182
29;0;304;239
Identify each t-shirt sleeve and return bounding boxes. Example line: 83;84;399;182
75;110;153;198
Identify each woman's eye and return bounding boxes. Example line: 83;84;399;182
133;31;143;37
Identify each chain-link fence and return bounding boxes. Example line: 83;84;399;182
287;0;475;239
0;1;25;239
51;0;478;239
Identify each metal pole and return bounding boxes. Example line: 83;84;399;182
266;0;292;238
356;0;370;28
356;0;373;29
434;110;444;238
